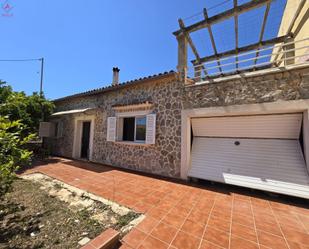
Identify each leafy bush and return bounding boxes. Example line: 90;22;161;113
0;117;35;196
0;81;54;196
0;81;54;134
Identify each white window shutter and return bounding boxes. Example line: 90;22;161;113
107;117;117;142
117;118;124;141
146;114;156;144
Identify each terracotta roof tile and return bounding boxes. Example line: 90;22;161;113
54;70;176;102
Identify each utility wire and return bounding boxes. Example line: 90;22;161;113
0;58;42;62
0;57;45;96
183;0;231;21
208;0;231;11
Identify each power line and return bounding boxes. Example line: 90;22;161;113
208;0;231;11
0;57;44;96
183;0;231;21
0;58;41;62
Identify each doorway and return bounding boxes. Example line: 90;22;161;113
81;121;91;159
73;115;95;161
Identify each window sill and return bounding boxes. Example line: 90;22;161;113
114;141;150;146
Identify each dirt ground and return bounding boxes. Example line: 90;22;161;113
0;177;139;249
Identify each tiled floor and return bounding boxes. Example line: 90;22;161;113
23;158;309;249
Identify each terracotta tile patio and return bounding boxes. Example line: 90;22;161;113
23;158;309;249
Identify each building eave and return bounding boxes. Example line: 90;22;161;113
53;70;177;103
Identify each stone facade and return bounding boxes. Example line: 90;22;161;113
47;66;309;179
47;74;183;178
183;67;309;109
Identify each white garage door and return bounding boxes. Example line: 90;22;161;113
189;113;309;199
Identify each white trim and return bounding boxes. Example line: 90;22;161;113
115;110;152;145
181;99;309;180
114;141;149;146
72;115;95;161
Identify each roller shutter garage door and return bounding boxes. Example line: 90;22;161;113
189;113;309;199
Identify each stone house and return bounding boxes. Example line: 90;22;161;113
41;0;309;199
44;70;183;177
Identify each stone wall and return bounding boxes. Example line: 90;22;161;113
183;67;309;109
48;75;183;178
47;66;309;179
45;115;75;158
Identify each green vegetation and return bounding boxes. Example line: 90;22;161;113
115;211;139;229
0;81;54;196
0;117;34;196
0;81;54;134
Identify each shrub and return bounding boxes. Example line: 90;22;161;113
0;81;54;134
0;117;35;197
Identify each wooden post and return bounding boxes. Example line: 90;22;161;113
177;33;188;83
178;19;208;79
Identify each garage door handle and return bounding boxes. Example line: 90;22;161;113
234;141;240;146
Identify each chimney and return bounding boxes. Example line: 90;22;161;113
112;67;120;86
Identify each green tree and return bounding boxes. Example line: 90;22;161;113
0;117;34;196
0;81;54;196
0;81;54;134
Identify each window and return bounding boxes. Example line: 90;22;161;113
135;117;146;141
122;116;146;142
107;114;156;144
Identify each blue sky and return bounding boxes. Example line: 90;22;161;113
0;0;286;99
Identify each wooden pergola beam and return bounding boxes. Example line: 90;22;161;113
178;19;208;76
173;0;273;36
233;0;239;70
203;8;222;73
192;35;288;65
178;19;200;62
254;2;271;66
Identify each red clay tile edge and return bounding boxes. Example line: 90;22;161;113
81;228;120;249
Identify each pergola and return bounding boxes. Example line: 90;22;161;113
174;0;307;81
